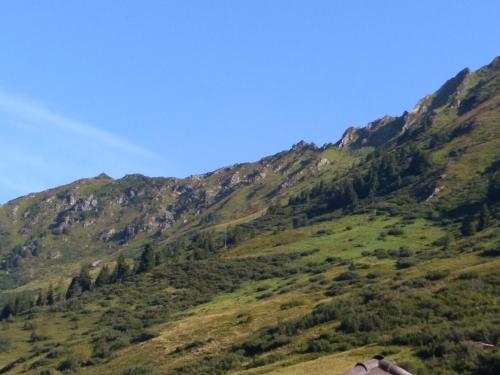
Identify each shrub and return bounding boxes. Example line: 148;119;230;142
57;356;80;371
373;248;389;259
396;258;416;269
256;292;273;300
256;285;271;292
481;249;500;257
240;335;290;356
398;246;414;257
425;270;450;281
306;339;334;353
130;330;158;344
388;228;404;236
334;272;359;281
458;272;479;280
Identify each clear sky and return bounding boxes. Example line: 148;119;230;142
0;1;499;203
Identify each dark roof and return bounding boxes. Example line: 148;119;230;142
342;355;413;375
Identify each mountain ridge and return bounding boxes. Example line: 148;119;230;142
1;56;499;291
0;56;499;375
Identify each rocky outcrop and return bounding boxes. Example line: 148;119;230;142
50;194;99;233
337;116;402;149
338;127;359;148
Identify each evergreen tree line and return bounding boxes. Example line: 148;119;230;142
65;244;157;299
65;227;252;301
0;285;58;321
460;203;493;236
2;230;237;316
165;228;252;260
459;164;499;237
0;244;159;318
287;147;433;214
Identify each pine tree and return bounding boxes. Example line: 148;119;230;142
345;181;358;208
461;216;476;236
137;244;155;273
95;265;111;287
78;265;92;292
112;254;130;282
155;252;162;266
0;302;14;320
47;283;55;305
13;297;21;315
478;204;491;231
65;277;81;300
65;265;92;300
36;290;46;306
407;149;431;175
488;171;500;202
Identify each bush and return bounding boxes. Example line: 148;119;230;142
57;355;80;371
306;339;334;353
481;249;500;257
130;331;158;344
398;246;414;257
388;228;404;236
334;272;359;281
396;258;416;269
458;272;479;280
425;270;450;281
240;335;290;356
256;292;273;300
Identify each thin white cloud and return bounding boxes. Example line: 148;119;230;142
0;89;159;160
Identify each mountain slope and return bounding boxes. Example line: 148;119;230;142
0;56;499;375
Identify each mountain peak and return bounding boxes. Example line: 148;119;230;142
485;55;500;70
291;140;317;151
95;173;113;180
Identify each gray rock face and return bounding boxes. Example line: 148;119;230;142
338;127;359;148
337;116;402;149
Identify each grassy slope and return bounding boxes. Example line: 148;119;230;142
1;210;498;374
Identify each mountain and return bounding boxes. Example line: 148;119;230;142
0;57;499;375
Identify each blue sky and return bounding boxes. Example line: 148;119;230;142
0;1;499;203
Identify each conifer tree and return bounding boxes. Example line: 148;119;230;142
407;149;431;175
95;265;111;287
488;171;500;202
0;301;14;320
112;254;130;282
47;283;55;305
461;216;476;236
155;252;162;266
13;297;21;315
65;265;92;299
65;276;81;300
345;181;358;208
36;289;46;306
78;265;92;292
137;244;155;273
478;204;491;231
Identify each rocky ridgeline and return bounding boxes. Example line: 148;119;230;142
0;140;326;271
